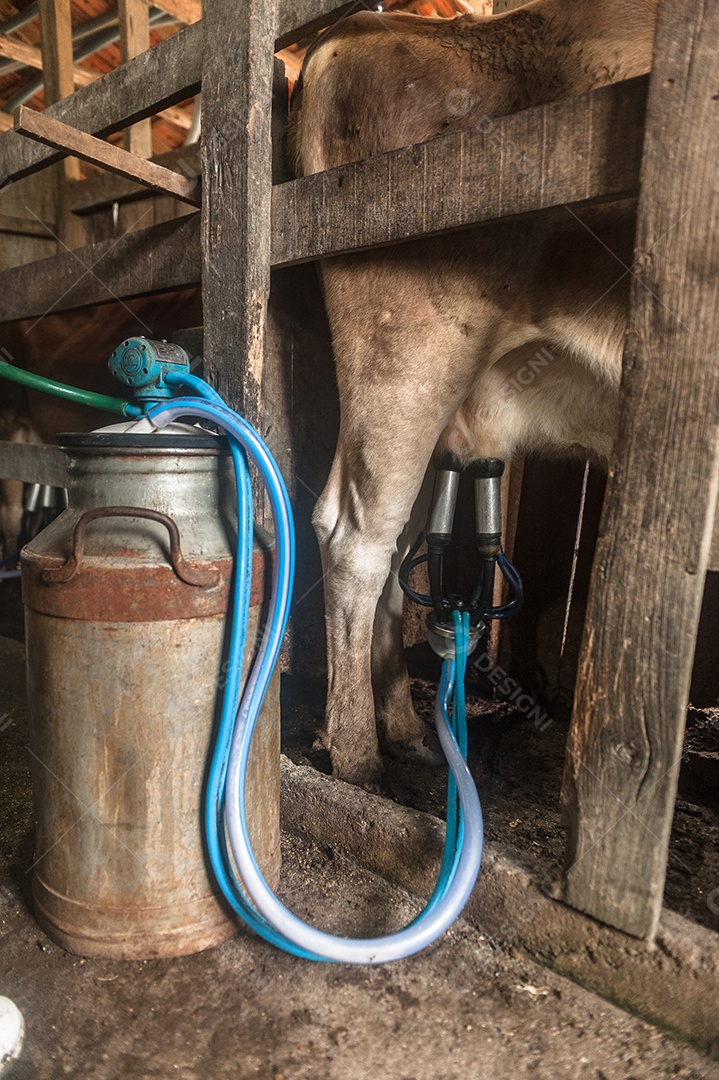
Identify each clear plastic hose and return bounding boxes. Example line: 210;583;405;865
148;394;484;964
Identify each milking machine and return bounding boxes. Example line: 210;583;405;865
0;340;523;965
399;456;523;651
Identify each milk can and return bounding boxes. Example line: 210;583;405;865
21;423;280;960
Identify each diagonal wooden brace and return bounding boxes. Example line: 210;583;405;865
14;105;200;206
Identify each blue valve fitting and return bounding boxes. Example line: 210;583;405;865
109;337;191;402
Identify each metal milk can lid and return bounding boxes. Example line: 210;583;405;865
58;417;229;451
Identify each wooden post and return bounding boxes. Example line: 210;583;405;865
38;0;80;182
118;0;153;160
201;0;276;518
263;59;294;498
560;0;719;940
38;0;84;249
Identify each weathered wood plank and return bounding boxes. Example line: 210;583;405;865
0;21;202;186
276;1;360;51
15;107;200;206
201;0;275;440
148;0;203;24
38;0;75;105
262;61;295;539
0;441;67;487
118;0;153;159
0;212;54;238
37;0;81;238
0;34;96;86
0;77;645;322
561;0;719;940
68;146;200;214
0;35;46;70
271;77;647;267
0;215;200;323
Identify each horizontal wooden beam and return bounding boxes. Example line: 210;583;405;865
157;103;192;130
0;35;44;70
271;76;647;266
68;145;200;214
15;106;200;205
0;76;646;322
0;211;55;237
0;20;202;186
0;112;13;133
147;0;203;24
0;215;200;323
0;441;67;487
0;34;97;86
0;40;192;132
276;1;360;50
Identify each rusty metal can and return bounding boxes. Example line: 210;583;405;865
21;424;280;959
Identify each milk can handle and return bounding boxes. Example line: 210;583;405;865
42;506;219;587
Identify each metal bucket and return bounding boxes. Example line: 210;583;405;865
21;425;280;959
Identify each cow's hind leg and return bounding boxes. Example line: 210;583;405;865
371;468;443;764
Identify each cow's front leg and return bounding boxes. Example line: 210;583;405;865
313;440;437;790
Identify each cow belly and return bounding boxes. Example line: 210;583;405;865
321;220;628;470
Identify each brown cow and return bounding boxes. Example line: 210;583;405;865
291;0;659;788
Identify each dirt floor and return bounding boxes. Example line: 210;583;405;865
282;645;719;935
1;599;719;1077
1;828;718;1080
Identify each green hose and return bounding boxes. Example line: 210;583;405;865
0;361;142;418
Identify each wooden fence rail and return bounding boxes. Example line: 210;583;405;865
0;1;354;187
0;78;645;323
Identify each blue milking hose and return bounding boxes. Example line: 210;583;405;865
149;390;484;964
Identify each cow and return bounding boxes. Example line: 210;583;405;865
290;0;660;789
0;289;202;556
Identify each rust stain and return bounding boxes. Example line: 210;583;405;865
22;549;271;621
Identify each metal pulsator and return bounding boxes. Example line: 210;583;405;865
21;422;280;960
